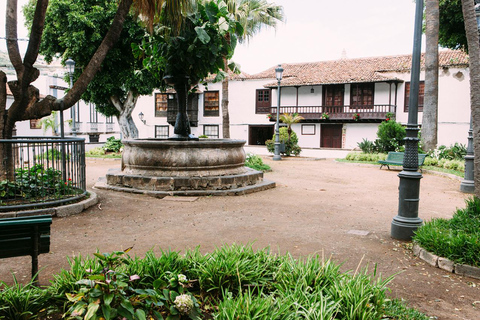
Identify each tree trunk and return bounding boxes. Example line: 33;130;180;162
221;57;230;139
110;92;139;140
422;0;439;152
461;0;480;198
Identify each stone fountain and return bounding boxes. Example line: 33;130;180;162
97;77;275;196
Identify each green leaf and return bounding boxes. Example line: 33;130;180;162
85;302;100;320
104;292;114;306
169;305;179;315
121;299;135;315
195;26;211;44
93;252;106;260
169;291;179;302
101;304;112;320
153;279;167;290
135;309;147;320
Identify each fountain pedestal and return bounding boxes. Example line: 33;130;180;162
98;139;275;196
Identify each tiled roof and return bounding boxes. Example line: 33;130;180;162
253;50;469;88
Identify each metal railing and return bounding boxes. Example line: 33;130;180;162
0;136;86;211
270;104;396;120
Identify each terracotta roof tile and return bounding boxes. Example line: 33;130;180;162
253;50;468;88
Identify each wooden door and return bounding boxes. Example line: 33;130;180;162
321;124;342;148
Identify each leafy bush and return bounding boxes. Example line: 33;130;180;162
430;143;467;161
414;197;480;267
198;135;208;138
1;245;429;320
357;138;377;153
0;164;76;202
375;120;406;153
245;153;271;172
103;136;123;153
265;127;301;156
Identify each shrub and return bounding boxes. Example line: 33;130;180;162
345;152;387;162
431;143;467;161
103;136;123;153
85;147;106;157
414;197;480;267
375;120;406;153
266;127;302;156
357;138;377;153
245;153;271;172
198;135;208;138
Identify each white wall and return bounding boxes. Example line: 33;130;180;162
344;123;379;149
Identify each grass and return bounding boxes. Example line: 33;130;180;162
413;197;480;268
0;244;430;320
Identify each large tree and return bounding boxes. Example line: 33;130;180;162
439;0;467;50
25;0;163;139
422;0;440;151
217;0;283;138
461;0;480;198
0;0;190;178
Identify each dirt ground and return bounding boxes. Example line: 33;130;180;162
1;156;479;319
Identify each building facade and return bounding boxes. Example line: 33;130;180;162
136;50;470;150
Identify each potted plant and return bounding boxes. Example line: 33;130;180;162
321;112;330;120
353;113;360;121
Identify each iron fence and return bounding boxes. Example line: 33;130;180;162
0;136;86;212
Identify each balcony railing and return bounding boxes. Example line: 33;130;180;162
270;104;396;121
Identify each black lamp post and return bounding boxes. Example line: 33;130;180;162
391;0;424;240
273;65;283;161
65;58;76;136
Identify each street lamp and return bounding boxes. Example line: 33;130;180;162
65;58;76;136
391;0;424;240
273;64;283;161
138;112;146;125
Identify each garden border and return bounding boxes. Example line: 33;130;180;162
0;191;98;219
413;243;480;280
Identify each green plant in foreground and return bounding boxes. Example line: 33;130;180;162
0;277;49;320
245;153;271;172
63;249;201;320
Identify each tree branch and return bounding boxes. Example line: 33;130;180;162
23;0;49;82
6;0;24;79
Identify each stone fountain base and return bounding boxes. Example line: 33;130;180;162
95;139;275;196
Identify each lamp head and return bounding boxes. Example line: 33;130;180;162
65;58;75;75
275;64;283;81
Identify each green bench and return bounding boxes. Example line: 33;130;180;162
378;152;427;170
0;215;52;285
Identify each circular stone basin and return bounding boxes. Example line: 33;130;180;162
121;139;247;177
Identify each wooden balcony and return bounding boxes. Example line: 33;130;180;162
270;105;396;122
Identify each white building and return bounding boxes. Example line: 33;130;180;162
135;50;470;150
3;62;121;147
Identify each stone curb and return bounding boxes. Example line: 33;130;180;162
412;243;480;280
0;191;99;219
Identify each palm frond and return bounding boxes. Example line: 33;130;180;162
131;0;194;33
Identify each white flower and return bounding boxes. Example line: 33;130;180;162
174;294;194;314
178;274;188;283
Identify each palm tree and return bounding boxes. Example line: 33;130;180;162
218;0;284;139
460;0;480;198
280;112;304;142
422;0;439;151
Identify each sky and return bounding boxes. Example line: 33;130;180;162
1;0;426;74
